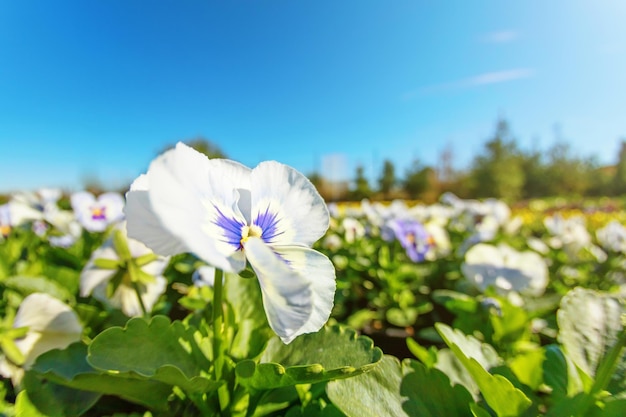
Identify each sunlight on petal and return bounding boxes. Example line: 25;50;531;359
271;245;336;337
244;237;313;344
251;161;329;246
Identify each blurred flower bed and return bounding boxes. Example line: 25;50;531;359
0;186;624;416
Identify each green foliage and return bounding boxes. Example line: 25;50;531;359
327;355;473;417
403;159;433;199
88;316;217;394
378;159;396;198
469;118;526;201
236;325;382;389
437;323;533;416
349;165;372;200
557;288;625;389
611;139;626;195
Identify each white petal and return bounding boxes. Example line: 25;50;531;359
244;237;312;344
271;245;336;338
8;199;43;226
97;276;167;317
139;256;170;278
70;191;96;213
13;293;83;368
14;293;82;334
146;143;246;272
192;265;216;287
125;175;188;256
80;245;118;297
251;161;329;246
97;192;126;223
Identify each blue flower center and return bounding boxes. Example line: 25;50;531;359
213;204;284;250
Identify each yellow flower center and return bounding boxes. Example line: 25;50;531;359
240;224;263;246
91;206;106;220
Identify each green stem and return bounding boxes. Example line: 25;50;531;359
132;281;148;318
212;268;230;413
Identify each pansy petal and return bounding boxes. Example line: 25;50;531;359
98;192;125;223
271;245;336;337
244;237;313;344
8;199;44;226
80;245;118;296
70;191;96;211
250;161;328;246
145;143;246;272
14;293;82;334
95;276;168;317
201;158;254;253
13;293;83;367
125;175;188;257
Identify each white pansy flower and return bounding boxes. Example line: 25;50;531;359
462;243;548;296
71;191;125;232
125;143;336;344
596;221;626;254
341;217;365;243
80;223;168;317
0;293;82;386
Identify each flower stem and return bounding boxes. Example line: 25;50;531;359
212;268;230;412
132;281;148;318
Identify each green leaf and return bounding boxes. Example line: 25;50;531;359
327;356;474;417
400;359;474;416
406;338;437;368
0;337;25;366
437;323;532;417
238;268;256;279
112;229;132;260
134;253;159;267
88;316;219;394
434;324;501;371
544;392;597;417
128;261;156;285
557;287;623;378
30;343;172;410
470;403;492;417
543;344;583;400
22;370;101;417
431;289;478;314
600;398;626;417
224;273;273;359
93;258;121;270
386;307;417;327
15;391;47;417
508;347;545;390
2;275;73;302
236;325;382;389
326;355;406;417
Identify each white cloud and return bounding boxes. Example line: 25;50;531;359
467;68;535;86
481;30;519;44
404;68;535;99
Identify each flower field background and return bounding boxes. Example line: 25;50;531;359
0;174;625;415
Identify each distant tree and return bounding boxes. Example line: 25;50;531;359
469;118;525;201
541;142;596;196
161;137;227;159
307;172;323;188
519;149;546;198
403;159;432;199
349;165;372;200
611;140;626;195
378;159;396;198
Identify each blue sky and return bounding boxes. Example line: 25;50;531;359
1;1;625;192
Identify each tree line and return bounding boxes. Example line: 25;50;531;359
309;118;626;203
